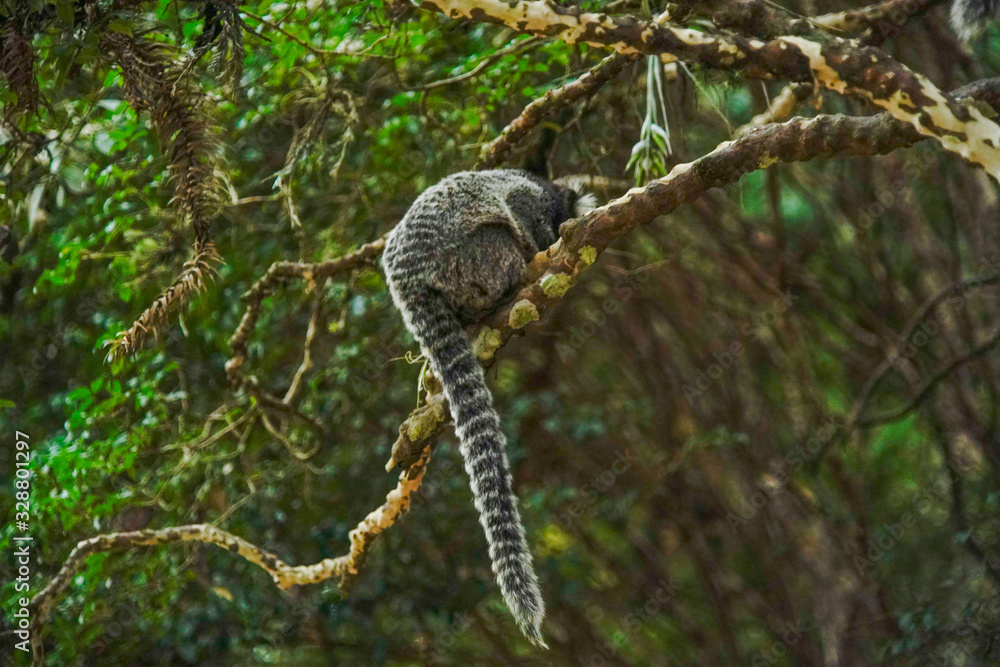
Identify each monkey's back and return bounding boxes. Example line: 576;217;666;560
383;170;561;281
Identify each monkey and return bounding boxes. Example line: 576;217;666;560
381;156;594;647
952;0;1000;39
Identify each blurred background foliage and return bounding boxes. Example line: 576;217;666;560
2;0;1000;664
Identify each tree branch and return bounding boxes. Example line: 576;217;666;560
417;0;1000;180
38;76;1000;656
858;323;1000;427
225;236;386;384
346;112;955;591
814;0;943;43
282;106;1000;595
29;442;434;660
476;53;638;169
847;273;1000;431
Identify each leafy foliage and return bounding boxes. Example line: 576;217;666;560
2;0;1000;665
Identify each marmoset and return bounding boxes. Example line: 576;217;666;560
382;165;593;646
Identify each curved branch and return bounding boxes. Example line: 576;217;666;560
476;51;638;169
225;237;386;384
417;0;1000;180
858;324;1000;427
30;442;434;657
228;79;1000;598
304;104;1000;591
847;273;1000;431
359;112;955;579
44;86;1000;654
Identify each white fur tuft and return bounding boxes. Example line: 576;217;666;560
574;192;598;216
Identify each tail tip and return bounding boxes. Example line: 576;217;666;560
512;601;547;649
520;617;549;650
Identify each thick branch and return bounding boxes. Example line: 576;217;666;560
485;113;933;341
735;83;813;137
355;113;950;584
814;0;943;42
417;0;1000;180
230;80;1000;594
330;107;1000;587
67;86;1000;640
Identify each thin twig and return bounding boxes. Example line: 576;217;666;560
414;36;541;90
858;324;1000;427
847;274;1000;430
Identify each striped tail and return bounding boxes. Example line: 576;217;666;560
393;280;546;647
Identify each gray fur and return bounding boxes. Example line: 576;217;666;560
382;169;587;647
951;0;1000;39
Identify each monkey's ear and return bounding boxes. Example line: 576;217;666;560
574;192;598;216
554;183;596;219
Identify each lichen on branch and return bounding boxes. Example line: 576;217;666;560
416;0;1000;180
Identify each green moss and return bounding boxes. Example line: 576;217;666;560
472;326;502;361
540;272;575;299
406;399;445;442
579;245;598;267
508;299;540;329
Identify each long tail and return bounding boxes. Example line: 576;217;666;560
392;280;546;646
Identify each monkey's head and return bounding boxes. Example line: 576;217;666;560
558;185;597;217
518;172;598;241
551;182;597;234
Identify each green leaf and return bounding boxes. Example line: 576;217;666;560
106;19;133;36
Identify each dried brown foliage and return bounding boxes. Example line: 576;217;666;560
101;31;223;362
105;244;220;361
193;0;251;91
0;20;39;115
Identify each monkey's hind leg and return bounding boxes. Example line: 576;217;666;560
430;226;527;325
